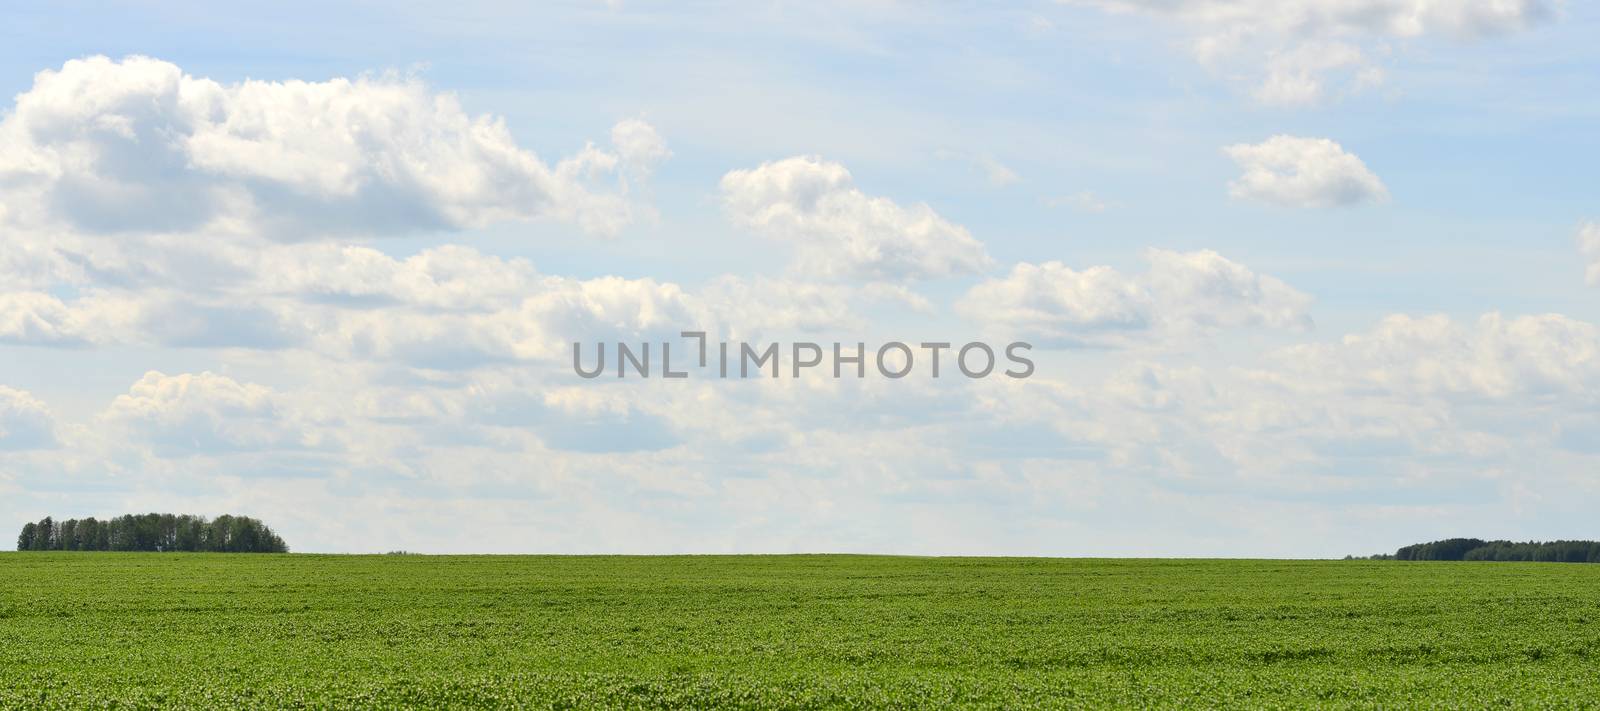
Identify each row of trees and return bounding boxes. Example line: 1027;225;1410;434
1368;538;1600;563
16;514;288;553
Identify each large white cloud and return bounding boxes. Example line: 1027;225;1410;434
0;55;663;239
1;242;547;347
1270;312;1600;400
1070;0;1558;105
720;156;994;281
102;371;334;455
0;289;294;349
958;248;1312;346
1224;135;1388;208
0;237;883;363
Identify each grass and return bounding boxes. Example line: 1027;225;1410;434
2;554;1599;708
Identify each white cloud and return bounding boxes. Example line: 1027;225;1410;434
610;118;672;181
102;371;333;454
0;289;297;349
299;273;707;368
1145;248;1314;331
1070;0;1558;105
1579;222;1600;286
0;55;662;239
959;248;1311;346
1224;135;1388;208
960;262;1150;344
253;243;540;311
720;156;994;281
0;238;85;291
1271;312;1600;400
0;292;96;346
2;239;554;351
1255;40;1371;106
0;291;148;346
0;237;882;362
0;386;56;450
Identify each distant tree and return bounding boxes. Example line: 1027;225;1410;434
17;522;35;551
1388;538;1600;563
175;516;199;552
79;518;101;552
14;514;288;553
30;517;54;551
1395;538;1486;561
59;519;77;551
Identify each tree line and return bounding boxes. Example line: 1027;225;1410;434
1354;538;1600;563
16;514;289;553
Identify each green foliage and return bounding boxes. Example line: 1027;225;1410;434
1393;538;1600;562
16;522;34;552
2;555;1600;708
12;514;287;553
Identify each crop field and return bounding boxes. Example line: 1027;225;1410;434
2;554;1599;709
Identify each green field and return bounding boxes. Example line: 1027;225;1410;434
2;554;1599;709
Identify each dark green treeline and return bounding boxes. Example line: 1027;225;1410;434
16;514;288;553
1359;538;1600;562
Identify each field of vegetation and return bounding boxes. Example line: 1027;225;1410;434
2;554;1599;709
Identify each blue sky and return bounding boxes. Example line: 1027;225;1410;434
1;1;1598;555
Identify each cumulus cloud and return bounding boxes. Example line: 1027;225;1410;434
1144;249;1313;330
610;118;671;181
0;386;57;450
960;262;1150;342
0;292;97;346
1069;0;1558;105
102;371;333;454
958;248;1311;346
5;238;547;339
334;270;899;366
1579;222;1600;286
0;291;149;346
297;272;708;368
253;244;540;311
1224;135;1388;208
1255;40;1377;106
0;289;296;349
0;55;663;239
720;156;994;281
1271;312;1600;400
0;235;883;363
